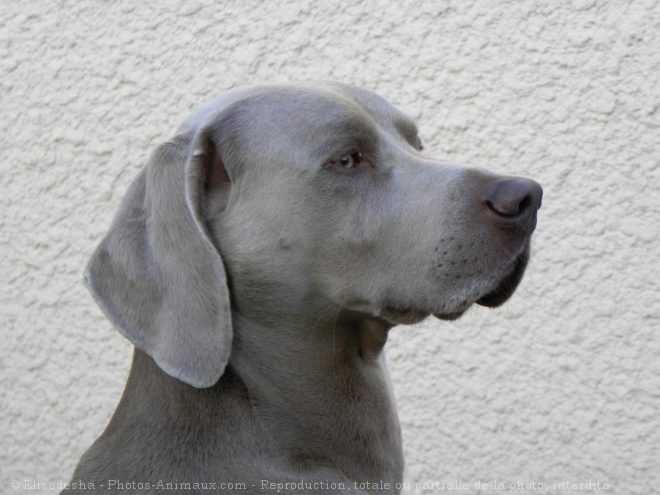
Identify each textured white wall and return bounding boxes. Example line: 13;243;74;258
2;0;658;493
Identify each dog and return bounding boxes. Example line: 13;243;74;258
62;83;542;494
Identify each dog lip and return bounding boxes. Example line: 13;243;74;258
476;247;530;308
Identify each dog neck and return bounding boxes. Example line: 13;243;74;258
90;308;403;493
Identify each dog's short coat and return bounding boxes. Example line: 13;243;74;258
62;83;542;494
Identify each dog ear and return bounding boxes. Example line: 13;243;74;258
84;130;232;388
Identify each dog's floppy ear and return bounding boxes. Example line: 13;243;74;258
84;130;232;388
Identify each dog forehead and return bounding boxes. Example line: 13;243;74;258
228;85;377;132
180;83;416;139
259;83;419;140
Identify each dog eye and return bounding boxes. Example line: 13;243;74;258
324;150;374;173
338;152;363;168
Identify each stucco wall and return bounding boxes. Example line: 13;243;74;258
2;1;658;493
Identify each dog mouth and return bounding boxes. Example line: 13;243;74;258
382;246;531;325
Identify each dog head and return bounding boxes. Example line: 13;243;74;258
85;83;542;387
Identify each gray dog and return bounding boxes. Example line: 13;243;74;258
62;83;542;494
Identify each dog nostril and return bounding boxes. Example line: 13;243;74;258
487;194;531;217
485;178;542;219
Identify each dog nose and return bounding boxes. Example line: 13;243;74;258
483;177;543;234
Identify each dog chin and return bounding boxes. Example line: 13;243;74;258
379;306;430;326
432;310;468;321
379;306;470;325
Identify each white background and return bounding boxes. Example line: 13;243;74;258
2;1;658;493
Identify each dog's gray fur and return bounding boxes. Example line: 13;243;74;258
62;83;541;494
